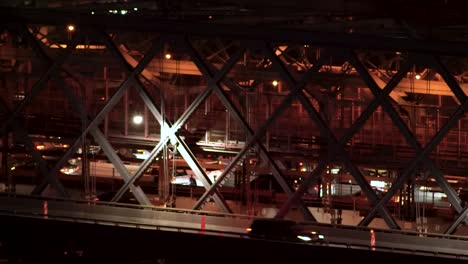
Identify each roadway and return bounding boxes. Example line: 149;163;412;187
0;194;467;261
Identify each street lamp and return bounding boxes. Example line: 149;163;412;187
132;114;143;125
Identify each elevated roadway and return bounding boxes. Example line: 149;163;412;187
0;194;467;262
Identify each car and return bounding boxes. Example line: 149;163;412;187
246;218;325;242
246;218;296;239
246;218;325;243
296;230;326;242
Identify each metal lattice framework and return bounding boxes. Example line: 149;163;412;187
2;8;468;234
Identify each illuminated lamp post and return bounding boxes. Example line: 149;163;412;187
132;114;143;125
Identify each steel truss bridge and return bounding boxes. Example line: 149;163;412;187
1;4;468;258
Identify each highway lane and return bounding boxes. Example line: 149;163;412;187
0;194;467;259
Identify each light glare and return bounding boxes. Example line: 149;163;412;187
133;115;143;125
297;235;312;241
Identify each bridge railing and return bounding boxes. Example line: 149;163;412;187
0;205;466;260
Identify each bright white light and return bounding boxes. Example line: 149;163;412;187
133;115;143;125
330;168;340;174
415;74;421;80
318;234;325;240
67;25;75;32
297;235;312;241
133;7;138;11
121;9;128;15
91;11;95;15
370;180;386;188
165;53;172;59
272;80;278;86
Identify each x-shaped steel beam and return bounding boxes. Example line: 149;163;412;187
183;38;317;218
263;45;399;228
32;30;161;202
110;36;243;212
0;23;80;196
55;75;152;205
427;55;468;232
0;98;68;196
186;39;315;220
1;24;79;135
349;51;468;227
192;46;330;220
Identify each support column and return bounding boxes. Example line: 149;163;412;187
104;66;109;137
124;89;129;136
82;137;90;199
158;151;170;205
1;133;8;191
402;177;415;221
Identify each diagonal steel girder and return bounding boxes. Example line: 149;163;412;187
263;45;399;228
184;39;315;220
427;55;468;231
56;76;152;205
0;98;69;196
21;26;139;197
446;207;468;234
110;86;212;203
110;44;244;212
349;51;468;227
32;30;161;197
3;23;79;196
173;133;232;213
192;50;329;219
0;24;79;136
275;61;412;219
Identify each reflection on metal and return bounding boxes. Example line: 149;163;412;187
110;37;242;211
174;134;232;213
53;57;151;205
